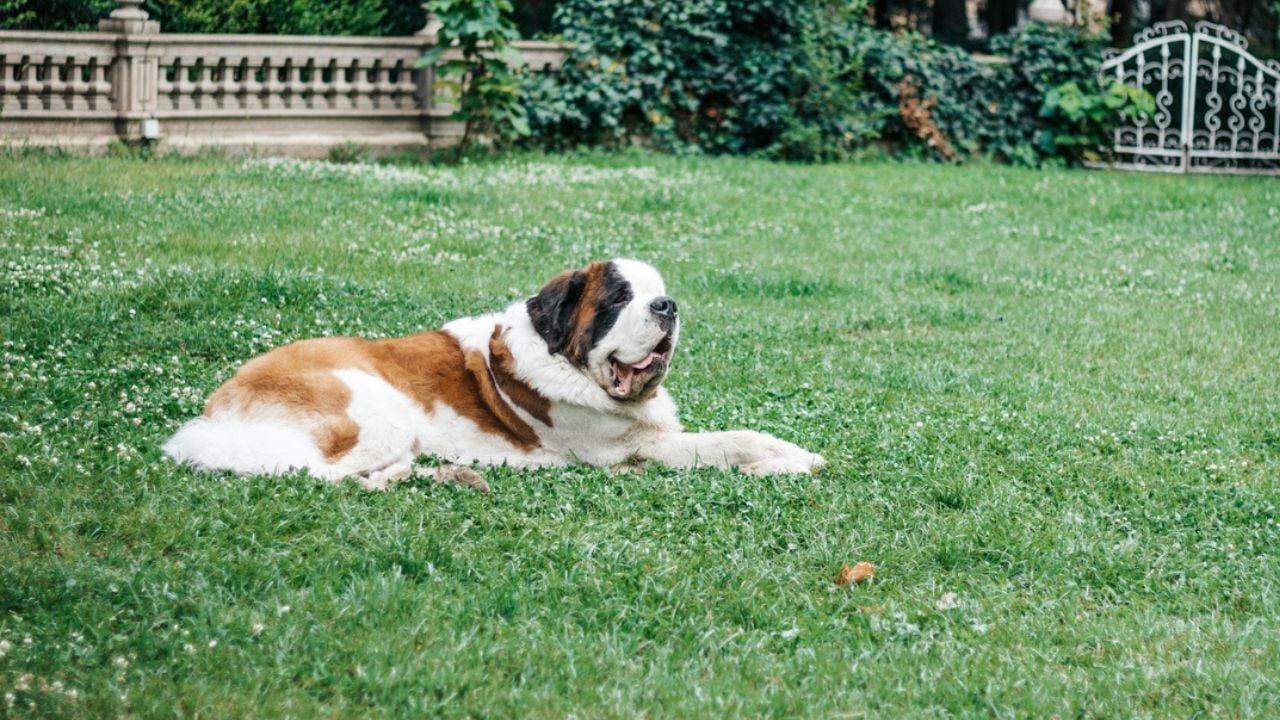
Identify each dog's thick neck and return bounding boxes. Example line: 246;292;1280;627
500;302;635;415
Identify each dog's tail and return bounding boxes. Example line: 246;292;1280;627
163;417;324;476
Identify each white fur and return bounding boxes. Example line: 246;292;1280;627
324;368;425;478
163;417;325;476
164;259;825;487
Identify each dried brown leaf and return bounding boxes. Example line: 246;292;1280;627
835;561;876;586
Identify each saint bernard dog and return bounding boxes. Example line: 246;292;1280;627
164;259;825;490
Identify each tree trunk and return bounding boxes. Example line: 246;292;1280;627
984;0;1018;37
932;0;969;44
874;0;895;29
1110;0;1134;46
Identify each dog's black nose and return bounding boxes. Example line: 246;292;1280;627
649;296;677;318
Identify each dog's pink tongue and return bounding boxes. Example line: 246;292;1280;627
612;353;663;396
631;352;661;371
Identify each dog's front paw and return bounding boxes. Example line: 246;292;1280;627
740;451;825;476
737;433;825;475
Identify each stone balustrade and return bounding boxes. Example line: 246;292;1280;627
0;1;569;156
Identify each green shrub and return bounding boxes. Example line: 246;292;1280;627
152;0;391;36
851;29;1003;161
991;22;1107;100
989;22;1110;159
1037;80;1155;165
848;23;1113;164
0;0;114;30
0;0;35;28
327;141;371;164
523;0;898;156
766;1;882;162
522;2;1118;165
849;23;1130;165
417;0;530;159
524;0;825;155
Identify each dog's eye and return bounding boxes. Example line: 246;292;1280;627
612;294;631;307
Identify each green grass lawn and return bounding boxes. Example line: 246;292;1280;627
2;150;1278;718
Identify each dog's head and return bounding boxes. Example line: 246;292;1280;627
527;259;678;402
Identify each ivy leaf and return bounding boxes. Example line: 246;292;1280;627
414;47;447;69
1058;92;1083;121
496;45;526;67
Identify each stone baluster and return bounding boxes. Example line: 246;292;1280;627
415;5;446;126
99;0;161;139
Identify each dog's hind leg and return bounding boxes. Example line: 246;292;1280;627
307;409;416;490
424;464;490;493
315;368;431;489
359;456;415;491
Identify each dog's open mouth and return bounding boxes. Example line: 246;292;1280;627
608;335;674;399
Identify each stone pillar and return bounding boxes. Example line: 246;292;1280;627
1027;0;1070;24
415;4;457;142
100;0;161;142
416;9;443;43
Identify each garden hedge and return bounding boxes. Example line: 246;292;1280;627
522;0;1120;165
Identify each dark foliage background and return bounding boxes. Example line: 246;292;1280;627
0;0;426;34
522;2;1123;165
2;0;1274;51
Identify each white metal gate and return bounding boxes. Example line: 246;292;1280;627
1100;21;1280;175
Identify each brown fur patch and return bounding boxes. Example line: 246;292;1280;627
369;331;544;452
316;417;361;461
488;327;553;427
203;338;377;463
202;330;545;462
204;338;368;419
564;261;609;366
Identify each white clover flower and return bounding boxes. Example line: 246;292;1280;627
935;592;962;610
0;639;9;656
252;623;265;636
113;655;129;669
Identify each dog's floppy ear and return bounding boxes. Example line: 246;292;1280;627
527;269;587;355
